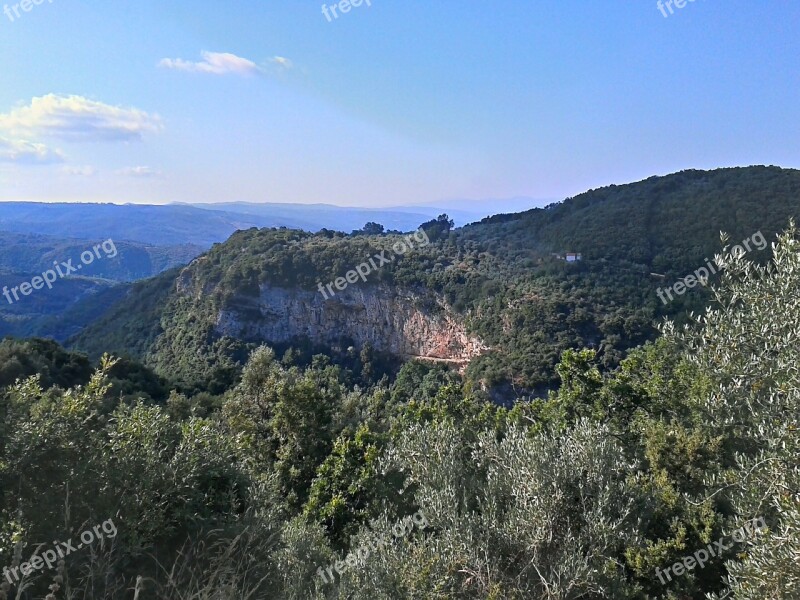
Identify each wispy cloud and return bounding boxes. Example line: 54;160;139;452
0;136;64;165
116;166;161;178
159;51;262;76
0;94;163;143
158;51;293;76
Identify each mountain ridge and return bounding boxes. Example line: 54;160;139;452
67;166;800;396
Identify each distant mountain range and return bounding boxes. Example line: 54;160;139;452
0;200;549;250
184;202;487;233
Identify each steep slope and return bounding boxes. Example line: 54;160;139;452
210;283;486;363
0;273;120;341
73;228;482;391
0;231;200;340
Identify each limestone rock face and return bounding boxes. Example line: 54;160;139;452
213;283;487;365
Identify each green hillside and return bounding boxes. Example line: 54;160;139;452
0;231;200;341
69;167;800;396
0;231;202;281
467;165;798;274
0;272;121;341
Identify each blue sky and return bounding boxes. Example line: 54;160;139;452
0;0;798;207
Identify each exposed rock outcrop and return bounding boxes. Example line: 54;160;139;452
213;283;487;366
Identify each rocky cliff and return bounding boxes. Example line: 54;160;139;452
213;283;487;366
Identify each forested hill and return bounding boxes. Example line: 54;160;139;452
70;166;800;395
467;166;800;274
0;231;200;282
0;232;201;341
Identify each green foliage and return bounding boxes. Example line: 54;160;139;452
0;356;277;598
419;213;454;242
0;231;200;282
668;225;800;598
0;337;92;390
0;273;120;341
222;346;345;510
69;268;179;361
358;222;385;235
0;231;199;341
4;170;800;598
303;424;395;549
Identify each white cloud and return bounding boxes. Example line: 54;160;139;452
159;51;262;76
60;165;97;177
0;136;64;165
0;94;163;143
158;51;294;76
116;166;161;177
